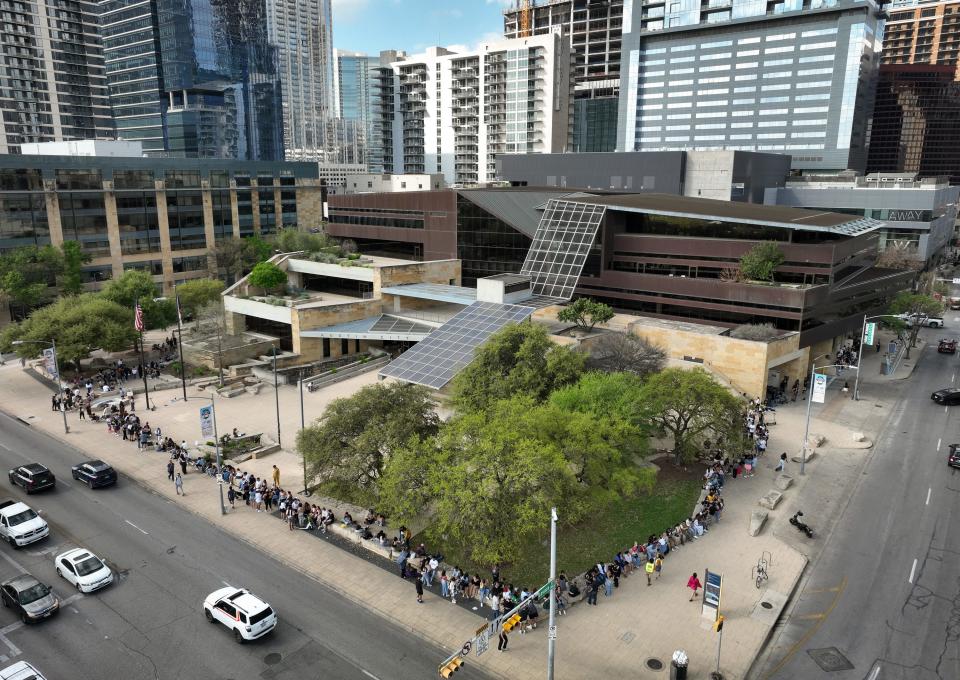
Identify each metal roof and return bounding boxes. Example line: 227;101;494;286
380;283;478;305
458;189;581;237
560;193;882;235
299;314;436;341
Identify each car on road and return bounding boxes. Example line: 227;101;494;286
71;460;117;488
938;338;957;354
951;298;960;311
7;464;55;494
949;444;960;469
0;500;48;548
203;586;277;643
54;548;114;593
931;387;960;404
0;574;59;624
0;661;49;680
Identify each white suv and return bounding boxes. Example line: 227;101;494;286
0;661;48;679
203;586;277;643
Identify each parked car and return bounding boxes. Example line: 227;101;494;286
8;464;55;494
71;460;117;488
931;388;960;405
938;338;957;354
950;298;960;311
0;661;48;680
0;574;59;624
948;444;960;469
905;314;944;328
54;548;114;593
203;586;277;643
0;500;49;548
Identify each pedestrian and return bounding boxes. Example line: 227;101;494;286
179;454;187;475
254;490;263;512
415;575;424;604
166;459;175;481
604;568;613;596
227;486;236;508
645;558;655;586
174;473;184;496
78;406;85;421
272;464;280;487
688;572;702;601
655;554;663;580
497;600;510;652
776;452;787;473
876;341;881;353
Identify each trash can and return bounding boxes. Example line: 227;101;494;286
671;649;688;680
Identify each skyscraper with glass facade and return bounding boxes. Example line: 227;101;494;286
100;0;284;160
0;0;114;154
266;0;335;161
332;50;383;169
617;0;883;172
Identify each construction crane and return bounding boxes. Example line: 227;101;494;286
519;0;532;38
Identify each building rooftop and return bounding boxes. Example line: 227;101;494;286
562;193;882;235
380;282;478;305
458;188;582;238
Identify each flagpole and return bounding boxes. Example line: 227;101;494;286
138;329;150;410
175;295;187;402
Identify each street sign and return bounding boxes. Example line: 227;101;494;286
548;625;557;640
701;569;723;621
460;641;472;656
952;278;960;284
535;580;555;599
811;373;827;404
863;322;876;347
475;623;491;657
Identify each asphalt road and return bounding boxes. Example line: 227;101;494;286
761;333;960;680
0;410;491;680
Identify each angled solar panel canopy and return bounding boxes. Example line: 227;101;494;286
520;199;605;300
378;301;534;389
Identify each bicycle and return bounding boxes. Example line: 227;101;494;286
753;551;772;589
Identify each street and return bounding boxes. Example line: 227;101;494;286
0;409;491;680
760;327;960;679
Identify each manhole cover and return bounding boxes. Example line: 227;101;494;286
264;652;282;665
807;647;854;672
645;658;664;671
761;601;773;609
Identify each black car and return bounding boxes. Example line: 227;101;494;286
949;444;960;469
932;388;960;405
8;464;55;494
71;460;117;489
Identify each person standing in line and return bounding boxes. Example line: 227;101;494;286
645;558;655;586
174;473;184;496
415;574;424;604
272;465;280;487
688;572;702;601
654;554;663;580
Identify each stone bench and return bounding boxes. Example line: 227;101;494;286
749;511;768;537
774;474;793;491
758;489;783;510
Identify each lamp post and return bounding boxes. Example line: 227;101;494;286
298;368;309;496
546;507;558;680
13;339;68;434
801;362;849;475
199;394;227;516
272;350;281;448
852;314;904;401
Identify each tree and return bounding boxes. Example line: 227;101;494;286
739;242;785;282
888;291;945;357
638;367;744;465
59;241;89;295
213;236;274;284
587;332;665;375
557;297;614;332
0;294;137;368
274;227;339;254
451;322;585;412
247;261;287;293
296;382;439;502
98;270;175;330
0;245;65;310
175;278;225;327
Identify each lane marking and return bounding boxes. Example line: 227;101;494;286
946;405;950;414
868;663;881;680
796;613;826;621
938;438;942;451
124;520;148;535
803;586;843;594
361;670;381;680
926;488;932;505
0;550;26;574
221;580;231;587
954;372;958;384
909;558;918;584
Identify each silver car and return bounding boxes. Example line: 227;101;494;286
0;574;59;624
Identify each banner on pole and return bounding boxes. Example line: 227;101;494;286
42;348;57;380
701;569;723;621
863;322;876;347
811;373;827;404
199;405;214;438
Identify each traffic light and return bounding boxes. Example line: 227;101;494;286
439;657;464;678
502;613;522;632
714;615;725;633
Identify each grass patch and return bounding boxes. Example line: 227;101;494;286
418;479;702;587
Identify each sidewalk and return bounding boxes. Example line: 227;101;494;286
1;360;820;680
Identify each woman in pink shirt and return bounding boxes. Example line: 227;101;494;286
687;572;702;601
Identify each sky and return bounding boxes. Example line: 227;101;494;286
331;0;512;57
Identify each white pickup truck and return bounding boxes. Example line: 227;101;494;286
0;500;49;548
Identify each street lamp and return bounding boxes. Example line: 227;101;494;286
546;507;558;680
298;368;310;496
198;394;227;516
800;361;850;476
12;339;69;434
272;350;281;448
852;314;905;400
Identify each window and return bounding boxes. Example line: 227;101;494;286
701;53;731;61
730;122;753;128
668;91;693;97
694;135;725;141
664;136;690;142
735;74;757;80
758;120;786;127
798;68;833;76
641;81;667;88
696;123;726;130
766;33;796;42
764;59;794;67
733;98;755;105
698;66;728;73
760;96;788;103
737;50;760;57
763;71;792;79
800;41;836;51
757;133;786;139
801;28;837;38
734;86;756;93
764;46;793;54
791;131;826;138
671;67;694;74
796;81;831;88
738;37;761;45
761;83;791;91
670;56;694;63
759;108;788;115
671;44;696;52
793;106;828;113
701;40;732;49
217;602;237;617
666;125;690;131
667;113;691;119
699;88;729;95
697;99;728;107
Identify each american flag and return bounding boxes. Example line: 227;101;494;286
175;294;183;327
134;303;144;332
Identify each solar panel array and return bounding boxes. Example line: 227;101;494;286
378;301;534;389
521;200;605;300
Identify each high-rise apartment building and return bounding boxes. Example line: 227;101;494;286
867;1;960;182
332;50;383;169
267;0;336;161
618;0;883;172
376;36;572;185
0;0;114;154
100;0;284;161
503;0;623;153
